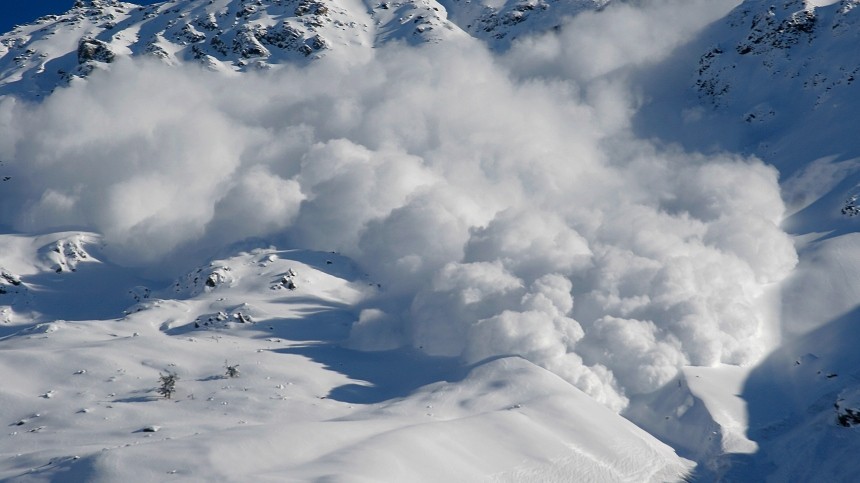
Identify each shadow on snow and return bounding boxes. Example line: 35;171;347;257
685;305;860;481
273;343;465;405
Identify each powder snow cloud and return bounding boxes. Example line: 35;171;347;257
0;0;794;411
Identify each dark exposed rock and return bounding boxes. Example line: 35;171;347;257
77;37;115;64
836;388;860;427
233;26;271;58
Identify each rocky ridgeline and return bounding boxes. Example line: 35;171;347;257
0;0;452;98
0;0;612;98
451;0;607;49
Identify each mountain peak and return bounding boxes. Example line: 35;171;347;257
73;0;123;7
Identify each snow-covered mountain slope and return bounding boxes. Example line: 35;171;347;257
0;0;462;99
0;0;612;100
0;232;154;326
441;0;608;49
690;0;860;193
711;307;860;481
624;364;758;475
640;0;860;187
0;233;692;482
695;0;860;112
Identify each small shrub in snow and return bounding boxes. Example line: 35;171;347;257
225;361;240;378
158;372;179;399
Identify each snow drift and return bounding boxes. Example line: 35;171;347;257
0;1;796;411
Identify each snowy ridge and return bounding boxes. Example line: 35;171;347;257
0;234;691;481
0;0;462;99
0;0;610;99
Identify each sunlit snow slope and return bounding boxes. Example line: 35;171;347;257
0;235;691;482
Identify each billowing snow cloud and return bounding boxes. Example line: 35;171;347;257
0;0;795;411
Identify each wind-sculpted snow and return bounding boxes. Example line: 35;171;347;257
0;2;796;411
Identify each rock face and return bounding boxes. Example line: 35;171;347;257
78;38;115;64
0;0;608;99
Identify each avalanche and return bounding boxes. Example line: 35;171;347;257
1;0;859;481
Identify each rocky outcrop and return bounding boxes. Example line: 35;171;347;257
836;388;860;427
172;264;236;297
0;268;22;295
41;235;93;273
77;37;114;64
